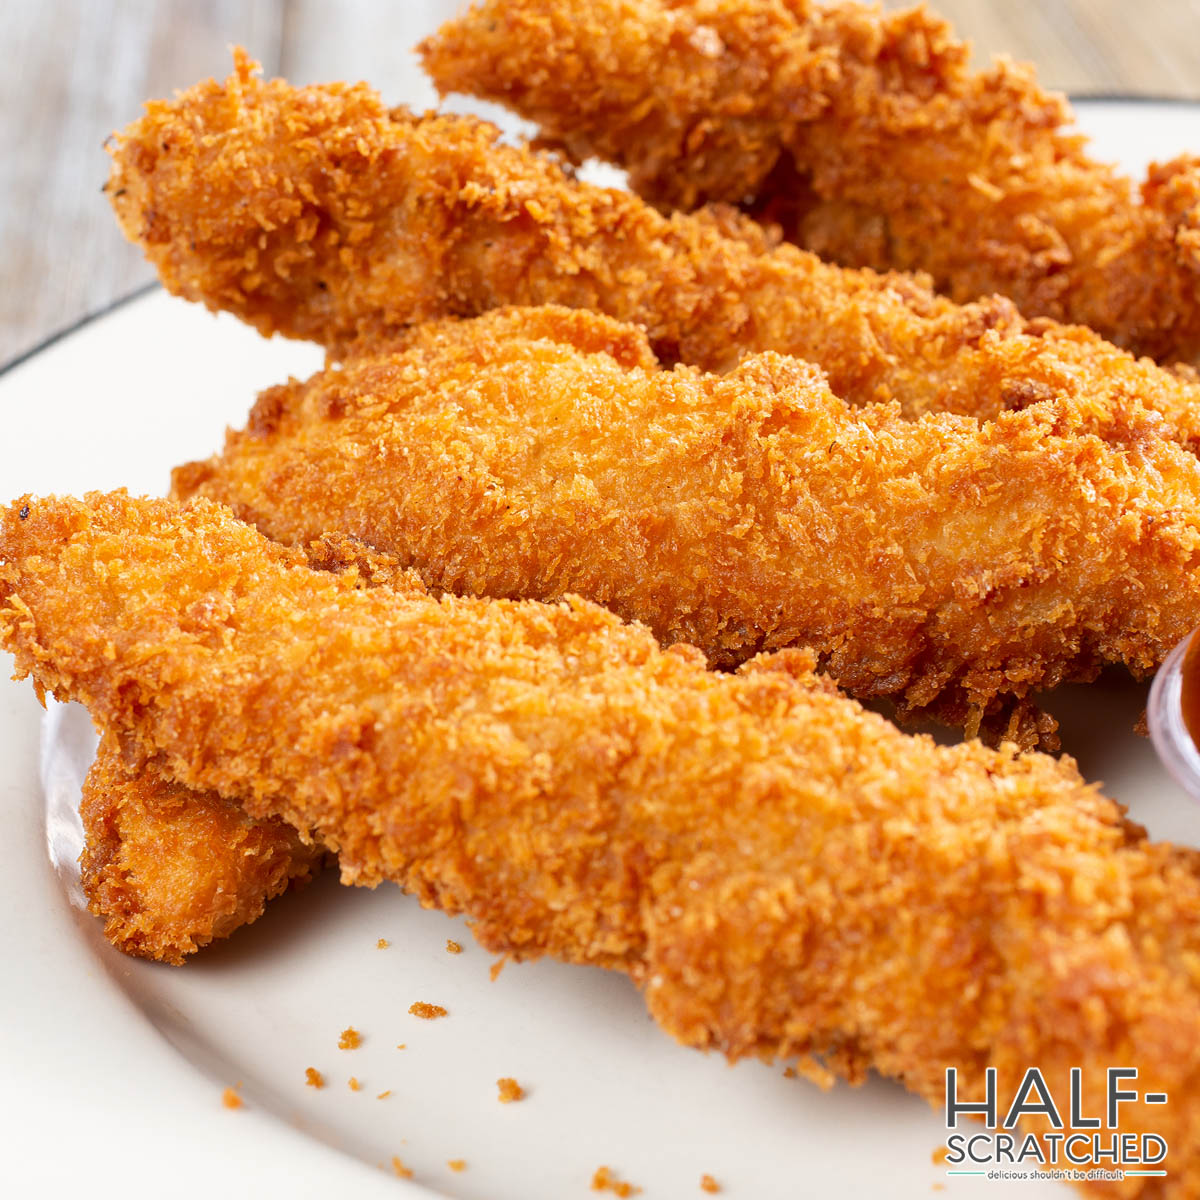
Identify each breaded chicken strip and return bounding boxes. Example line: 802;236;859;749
171;304;1200;745
77;533;422;962
421;0;1200;364
80;735;321;964
106;54;1200;453
3;492;1199;1196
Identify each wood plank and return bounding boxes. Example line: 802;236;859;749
0;0;282;366
279;0;520;131
885;0;1200;97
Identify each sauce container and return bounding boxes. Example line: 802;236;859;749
1148;631;1200;801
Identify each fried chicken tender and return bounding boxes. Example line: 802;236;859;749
421;0;1200;364
3;492;1199;1197
80;734;322;964
76;533;423;962
170;304;1200;745
105;53;1200;454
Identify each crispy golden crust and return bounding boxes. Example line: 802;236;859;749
75;533;422;963
79;734;322;965
421;0;1200;365
3;492;1200;1196
171;304;1200;745
106;53;1200;454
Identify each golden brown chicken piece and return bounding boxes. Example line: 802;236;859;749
3;491;1199;1196
421;0;1200;364
106;53;1200;454
80;734;322;964
169;304;1200;746
76;533;423;962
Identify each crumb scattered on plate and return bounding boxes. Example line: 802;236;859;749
377;1089;392;1100
305;1067;325;1089
348;1076;362;1091
447;1160;467;1173
222;1086;243;1110
591;1165;641;1196
446;939;462;954
700;1174;720;1193
339;1026;362;1049
409;1001;447;1019
377;937;390;949
497;1077;525;1103
392;1156;413;1179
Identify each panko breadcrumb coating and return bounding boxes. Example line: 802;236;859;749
77;532;424;961
79;733;321;964
3;492;1200;1196
105;53;1200;453
174;304;1200;745
422;0;1200;364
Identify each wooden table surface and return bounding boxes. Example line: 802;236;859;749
3;0;1199;368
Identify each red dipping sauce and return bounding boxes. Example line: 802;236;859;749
1181;634;1200;748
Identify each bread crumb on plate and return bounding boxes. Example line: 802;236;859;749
591;1165;641;1195
409;1001;447;1019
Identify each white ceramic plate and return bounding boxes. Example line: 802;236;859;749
2;95;1198;1200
